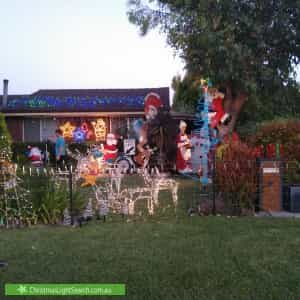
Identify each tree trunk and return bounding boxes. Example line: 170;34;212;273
218;86;247;138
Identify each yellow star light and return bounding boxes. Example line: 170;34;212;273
60;122;76;139
80;174;97;187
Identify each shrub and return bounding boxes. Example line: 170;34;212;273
20;173;88;224
216;141;258;215
251;119;300;160
249;119;300;185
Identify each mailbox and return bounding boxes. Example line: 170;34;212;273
259;160;282;212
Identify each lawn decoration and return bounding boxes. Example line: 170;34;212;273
91;118;106;142
144;93;163;121
103;133;118;163
81;173;98;187
73;127;86;143
190;80;234;183
63;208;71;226
209;88;231;129
94;168;178;216
67;148;104;183
142;93;177;171
176;120;192;173
0;160;33;228
83;198;94;220
27;145;43;167
141;168;178;212
60;121;75;139
0;126;34;228
190;80;212;184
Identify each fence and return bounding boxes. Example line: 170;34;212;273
1;159;299;228
187;158;300;216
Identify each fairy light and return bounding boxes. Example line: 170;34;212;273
91;119;106;141
60;122;76;139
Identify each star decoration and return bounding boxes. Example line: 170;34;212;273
80;174;97;187
60;122;76;139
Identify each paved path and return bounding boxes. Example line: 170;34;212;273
256;211;300;218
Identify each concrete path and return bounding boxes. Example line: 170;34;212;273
255;211;300;218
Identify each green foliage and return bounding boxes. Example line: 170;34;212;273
0;113;12;161
38;181;68;225
21;174;88;224
171;74;200;113
128;0;300;100
237;84;300;136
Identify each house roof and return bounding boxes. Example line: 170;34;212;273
0;87;170;113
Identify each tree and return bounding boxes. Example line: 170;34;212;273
127;0;300;134
0;113;12;161
171;74;199;113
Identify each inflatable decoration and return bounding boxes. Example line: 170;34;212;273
103;133;118;163
176;121;192;173
28;146;43;167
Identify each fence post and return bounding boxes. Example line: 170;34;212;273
69;168;74;226
212;150;216;215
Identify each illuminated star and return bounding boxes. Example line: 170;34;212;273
60;122;75;139
80;174;97;187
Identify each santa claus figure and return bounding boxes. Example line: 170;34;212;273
28;146;43;167
176;121;192;173
144;93;163;121
103;133;118;163
210;89;231;129
134;93;164;167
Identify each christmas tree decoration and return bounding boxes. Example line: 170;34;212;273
0;113;12;162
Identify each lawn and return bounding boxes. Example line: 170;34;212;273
1;215;300;300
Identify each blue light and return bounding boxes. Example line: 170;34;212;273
73;127;86;143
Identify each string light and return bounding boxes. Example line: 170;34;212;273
60;122;76;139
91;119;106;141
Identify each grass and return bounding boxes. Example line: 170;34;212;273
1;216;300;300
0;175;300;299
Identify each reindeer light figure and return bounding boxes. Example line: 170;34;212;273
93;167;179;216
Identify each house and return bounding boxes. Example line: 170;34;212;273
1;79;187;143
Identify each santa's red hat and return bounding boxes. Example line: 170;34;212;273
144;93;163;113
